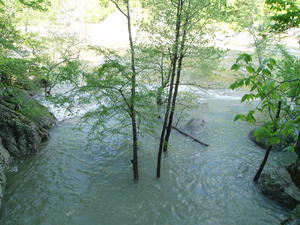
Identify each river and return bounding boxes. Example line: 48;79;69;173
0;89;295;225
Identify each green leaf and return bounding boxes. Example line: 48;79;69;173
234;114;245;121
257;65;264;73
266;63;274;70
269;58;276;65
241;94;255;102
245;110;256;123
246;66;255;73
262;69;272;76
295;115;300;124
250;84;257;91
230;79;245;89
236;54;252;63
245;79;250;86
285;146;295;153
229;83;236;89
281;120;295;136
243;54;252;63
267;137;281;145
231;64;241;71
236;55;243;63
254;127;270;141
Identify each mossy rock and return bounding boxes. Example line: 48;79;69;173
258;167;300;209
0;88;56;157
0;87;56;129
0;104;44;157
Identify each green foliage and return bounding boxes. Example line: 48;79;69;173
79;58;157;143
50;48;158;144
17;0;50;11
266;0;300;32
225;0;266;30
230;50;300;151
138;0;225;105
0;2;43;91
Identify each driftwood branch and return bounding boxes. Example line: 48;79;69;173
171;125;209;147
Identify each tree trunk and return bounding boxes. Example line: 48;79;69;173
253;100;282;182
163;11;189;153
131;114;138;180
163;54;184;153
126;0;138;180
157;0;183;178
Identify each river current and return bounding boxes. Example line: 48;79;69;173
0;89;295;225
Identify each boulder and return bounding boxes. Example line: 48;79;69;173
249;128;294;151
181;118;206;136
288;159;300;191
0;170;6;207
0;137;10;207
0;137;11;168
281;205;300;225
258;167;300;209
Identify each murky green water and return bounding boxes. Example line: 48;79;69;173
0;98;294;225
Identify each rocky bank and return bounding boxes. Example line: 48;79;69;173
0;88;56;207
250;128;300;224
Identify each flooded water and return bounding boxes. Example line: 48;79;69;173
0;92;294;225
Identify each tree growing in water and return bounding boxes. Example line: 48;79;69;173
230;51;300;182
230;0;300;182
141;0;228;178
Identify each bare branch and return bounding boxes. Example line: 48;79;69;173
110;0;128;18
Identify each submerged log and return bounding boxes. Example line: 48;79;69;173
171;125;209;147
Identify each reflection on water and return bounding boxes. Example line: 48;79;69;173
0;98;294;225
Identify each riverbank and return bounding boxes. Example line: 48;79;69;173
0;88;56;208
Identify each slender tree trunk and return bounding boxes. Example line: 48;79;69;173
253;100;282;182
156;56;173;118
163;13;189;153
125;0;138;180
157;0;183;178
163;54;184;152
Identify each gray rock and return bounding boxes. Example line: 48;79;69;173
0;104;48;157
181;118;206;136
288;159;300;189
0;137;11;168
0;88;56;157
0;88;56;130
0;170;6;207
0;138;10;207
258;167;300;209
